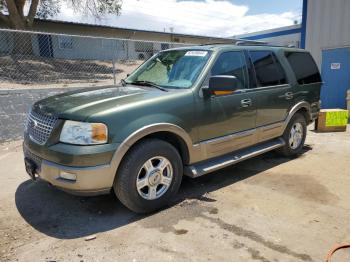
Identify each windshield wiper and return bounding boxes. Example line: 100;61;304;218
129;80;168;92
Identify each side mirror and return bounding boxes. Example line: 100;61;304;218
203;75;239;97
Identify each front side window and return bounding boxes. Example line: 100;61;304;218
250;51;287;87
285;51;321;84
210;51;248;89
126;49;211;89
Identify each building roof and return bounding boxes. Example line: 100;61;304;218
234;24;302;40
32;18;232;41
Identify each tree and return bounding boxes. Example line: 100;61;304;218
0;0;122;54
0;0;122;30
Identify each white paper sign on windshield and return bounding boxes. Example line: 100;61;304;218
185;51;208;57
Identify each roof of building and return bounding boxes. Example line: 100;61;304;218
32;18;232;41
234;24;302;39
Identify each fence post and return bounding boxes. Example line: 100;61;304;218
112;57;117;86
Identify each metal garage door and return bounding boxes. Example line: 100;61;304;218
321;47;350;109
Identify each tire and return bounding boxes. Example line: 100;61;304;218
114;138;183;213
277;113;307;157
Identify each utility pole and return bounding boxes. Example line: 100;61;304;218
169;27;174;46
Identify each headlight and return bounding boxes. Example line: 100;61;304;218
59;120;108;145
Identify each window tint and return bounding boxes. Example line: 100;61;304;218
285;51;321;84
211;51;248;89
249;51;287;87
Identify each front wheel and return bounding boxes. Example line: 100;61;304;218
277;113;307;157
114;138;183;213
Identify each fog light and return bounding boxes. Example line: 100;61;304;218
59;171;77;181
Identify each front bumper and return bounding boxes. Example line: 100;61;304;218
23;142;117;196
40;160;113;195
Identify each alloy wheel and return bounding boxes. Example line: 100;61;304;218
136;156;173;200
289;122;303;149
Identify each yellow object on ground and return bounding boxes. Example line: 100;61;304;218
325;110;349;127
316;109;348;132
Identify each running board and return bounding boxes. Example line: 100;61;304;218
184;138;285;178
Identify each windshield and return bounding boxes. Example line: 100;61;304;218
125;49;211;89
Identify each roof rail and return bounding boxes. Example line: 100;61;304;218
199;40;297;48
199;41;236;46
236;40;296;48
235;40;268;46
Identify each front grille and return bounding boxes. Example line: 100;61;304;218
25;110;57;145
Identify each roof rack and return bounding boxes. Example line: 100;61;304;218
236;40;296;48
199;41;236;46
199;40;297;48
235;40;268;46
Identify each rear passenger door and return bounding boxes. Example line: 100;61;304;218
247;50;293;127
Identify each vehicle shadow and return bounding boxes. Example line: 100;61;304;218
15;146;312;239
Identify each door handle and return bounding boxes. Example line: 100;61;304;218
241;99;252;107
284;92;294;100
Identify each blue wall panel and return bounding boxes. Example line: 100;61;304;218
241;28;301;40
321;48;350;109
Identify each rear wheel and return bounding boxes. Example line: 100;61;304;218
277;113;307;157
114;138;183;213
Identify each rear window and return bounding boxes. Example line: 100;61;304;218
285;51;321;85
249;51;287;87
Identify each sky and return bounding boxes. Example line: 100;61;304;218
55;0;303;38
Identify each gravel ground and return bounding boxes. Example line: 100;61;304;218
0;59;141;90
0;126;350;262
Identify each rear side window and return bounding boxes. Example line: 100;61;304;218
285;51;321;85
211;51;248;89
249;51;287;87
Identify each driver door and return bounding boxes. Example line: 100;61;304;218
195;51;257;158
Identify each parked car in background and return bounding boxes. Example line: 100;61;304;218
23;44;322;213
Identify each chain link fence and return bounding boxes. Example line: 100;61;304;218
0;29;191;90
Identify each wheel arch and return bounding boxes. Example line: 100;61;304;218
110;123;194;178
295;107;311;123
143;131;190;164
285;101;312;128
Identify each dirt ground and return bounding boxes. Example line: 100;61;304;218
0;126;350;262
0;59;141;90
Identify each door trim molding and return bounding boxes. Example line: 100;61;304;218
193;101;311;162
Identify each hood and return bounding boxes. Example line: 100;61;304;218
33;85;169;121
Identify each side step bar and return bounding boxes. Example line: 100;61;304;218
184;138;285;178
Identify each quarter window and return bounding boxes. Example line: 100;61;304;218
249;51;287;87
211;51;248;89
285;51;321;84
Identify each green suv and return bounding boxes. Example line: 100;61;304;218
23;44;322;213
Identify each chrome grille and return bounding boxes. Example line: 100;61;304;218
25;110;57;145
